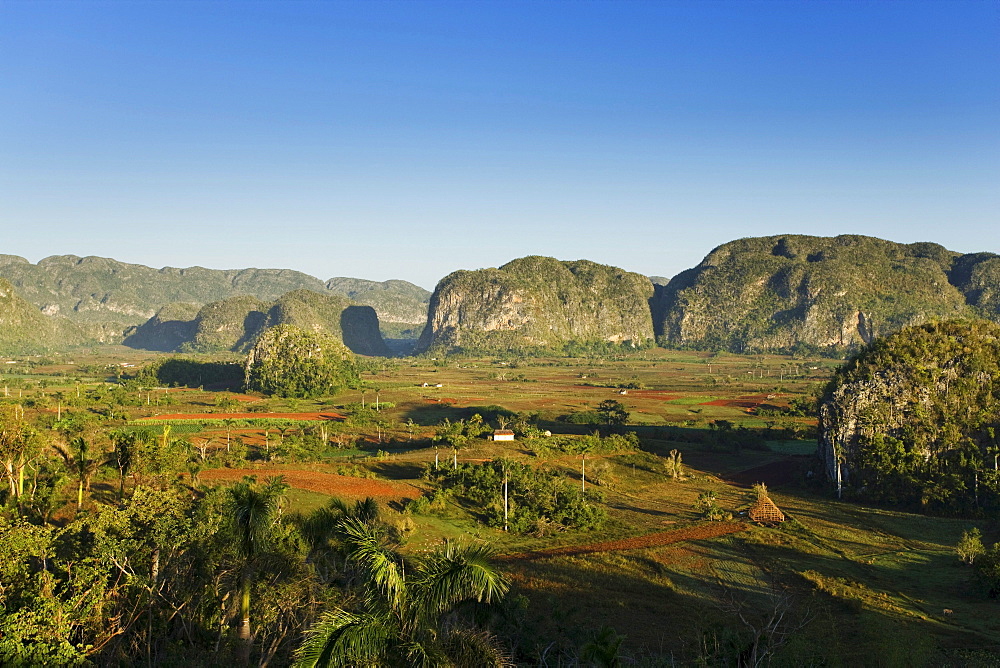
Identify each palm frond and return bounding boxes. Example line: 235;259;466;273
293;607;394;668
229;476;286;559
355;497;380;523
299;506;342;550
402;638;450;668
411;542;509;620
326;496;352;517
340;517;406;610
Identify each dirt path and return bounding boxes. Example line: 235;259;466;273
198;468;421;500
500;522;745;562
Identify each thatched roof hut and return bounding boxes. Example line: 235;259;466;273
748;495;785;524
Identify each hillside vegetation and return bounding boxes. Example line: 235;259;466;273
0;278;97;353
818;319;1000;514
417;256;655;354
654;235;980;354
325;277;430;325
4;237;1000;357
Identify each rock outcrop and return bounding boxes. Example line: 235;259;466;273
325;277;430;326
416;256;655;353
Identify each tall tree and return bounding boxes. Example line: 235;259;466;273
56;436;99;508
228;476;289;665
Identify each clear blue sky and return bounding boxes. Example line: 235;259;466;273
2;0;997;289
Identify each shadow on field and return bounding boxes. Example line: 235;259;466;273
607;501;673;517
370;461;425;481
400;403;518;426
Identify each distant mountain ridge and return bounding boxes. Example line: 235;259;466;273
0;254;430;338
3;236;1000;357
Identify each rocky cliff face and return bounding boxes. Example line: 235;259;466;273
124;290;390;356
267;290;390;357
817;320;1000;510
120;303;200;351
949;252;1000;317
654;235;975;353
416;256;655;353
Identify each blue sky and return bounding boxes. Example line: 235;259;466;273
2;1;997;289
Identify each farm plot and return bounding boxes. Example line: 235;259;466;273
198;467;422;500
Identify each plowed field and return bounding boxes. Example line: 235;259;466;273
198;468;421;500
500;522;745;561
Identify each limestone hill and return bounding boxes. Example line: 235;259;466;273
416;256;655;354
0;278;92;353
653;234;983;353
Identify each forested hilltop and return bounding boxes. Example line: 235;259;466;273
654;234;1000;354
818;319;1000;514
0;254;428;342
416;256;655;354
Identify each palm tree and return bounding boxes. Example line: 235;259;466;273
294;520;510;667
228;475;289;665
56;435;100;508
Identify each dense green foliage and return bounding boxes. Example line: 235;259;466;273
428;459;607;534
0;485;320;666
656;235;978;353
245;325;361;398
819;319;1000;514
417;256;655;354
294;519;509;667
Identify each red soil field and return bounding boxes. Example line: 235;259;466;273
198;468;422;500
137;411;345;421
500;522;746;561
